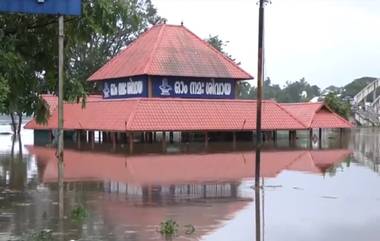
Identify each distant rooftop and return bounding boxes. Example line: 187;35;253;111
88;24;253;81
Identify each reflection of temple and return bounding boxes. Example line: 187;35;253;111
0;147;352;241
28;146;351;196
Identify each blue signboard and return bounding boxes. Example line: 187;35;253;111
0;0;81;16
102;77;148;99
152;77;235;99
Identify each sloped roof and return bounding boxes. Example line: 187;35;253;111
88;24;253;81
281;102;352;129
26;99;139;131
41;94;104;113
25;98;306;131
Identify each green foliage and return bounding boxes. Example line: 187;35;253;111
342;77;376;98
33;97;50;125
158;219;195;239
25;229;54;241
206;35;226;52
70;205;88;222
263;77;281;100
238;81;256;99
0;0;163;124
276;78;320;102
205;35;240;64
0;77;9;112
324;93;351;119
64;0;164;101
237;77;321;102
160;219;179;237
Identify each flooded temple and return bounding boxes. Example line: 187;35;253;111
24;24;352;151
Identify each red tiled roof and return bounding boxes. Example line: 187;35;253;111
41;94;58;113
281;102;322;126
311;108;352;128
25;98;306;131
282;102;352;129
41;94;104;113
26;99;138;131
88;24;253;81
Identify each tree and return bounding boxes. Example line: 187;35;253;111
277;78;320;103
263;77;281;100
0;36;47;134
324;93;351;119
237;81;256;99
64;0;165;101
0;0;163;134
206;35;240;64
0;78;9;113
342;77;376;99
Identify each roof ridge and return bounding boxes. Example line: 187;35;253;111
125;98;142;130
180;25;253;80
273;101;308;128
143;24;166;74
307;103;326;127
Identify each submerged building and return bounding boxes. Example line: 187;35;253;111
25;24;352;151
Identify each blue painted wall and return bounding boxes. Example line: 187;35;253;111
102;77;148;99
152;77;235;99
0;0;81;16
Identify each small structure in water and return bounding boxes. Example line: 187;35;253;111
25;24;352;152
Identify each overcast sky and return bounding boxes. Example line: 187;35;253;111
153;0;380;89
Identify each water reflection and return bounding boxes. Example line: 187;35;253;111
9;127;380;241
350;128;380;173
0;143;351;241
27;147;351;186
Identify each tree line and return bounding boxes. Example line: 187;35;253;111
206;35;375;120
0;6;372;133
237;77;321;102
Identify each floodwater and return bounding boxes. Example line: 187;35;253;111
0;125;380;241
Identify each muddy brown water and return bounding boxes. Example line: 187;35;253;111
0;127;379;241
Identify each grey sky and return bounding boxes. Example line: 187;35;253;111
153;0;380;88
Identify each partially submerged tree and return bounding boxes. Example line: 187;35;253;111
324;93;351;119
0;0;163;134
